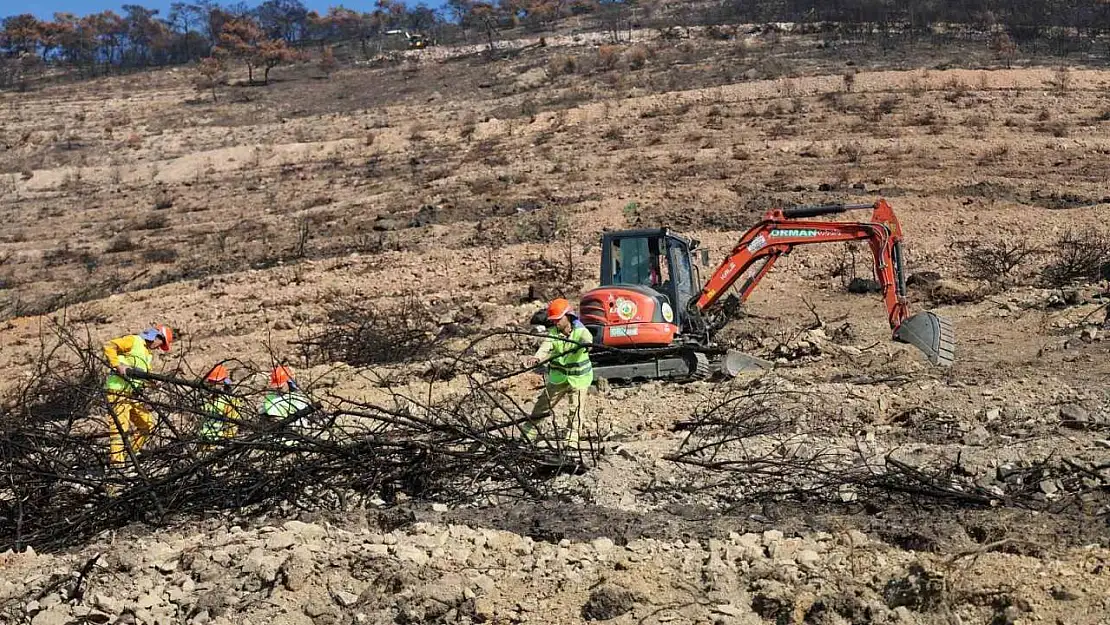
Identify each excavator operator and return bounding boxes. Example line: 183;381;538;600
613;238;665;288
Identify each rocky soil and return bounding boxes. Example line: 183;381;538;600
3;512;1109;625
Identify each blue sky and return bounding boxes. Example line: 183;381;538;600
17;0;448;21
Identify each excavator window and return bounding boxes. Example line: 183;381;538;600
668;240;694;311
649;239;665;286
611;237;665;287
601;231;698;325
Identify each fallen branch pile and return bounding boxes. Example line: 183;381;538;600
5;314;1106;555
0;324;586;552
666;382;1110;513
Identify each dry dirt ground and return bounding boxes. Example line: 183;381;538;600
2;27;1110;625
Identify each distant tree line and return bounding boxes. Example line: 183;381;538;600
3;0;1110;89
0;1;437;81
0;1;629;73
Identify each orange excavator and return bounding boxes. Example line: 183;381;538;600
573;199;955;381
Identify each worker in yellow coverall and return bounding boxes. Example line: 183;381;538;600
103;325;173;466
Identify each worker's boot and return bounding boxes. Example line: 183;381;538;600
519;420;541;444
563;428;580;451
553;422;579;451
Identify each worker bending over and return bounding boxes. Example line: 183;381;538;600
262;365;312;419
198;363;243;444
103;325;173;466
261;366;315;444
522;298;594;449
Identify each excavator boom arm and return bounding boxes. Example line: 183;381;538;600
694;200;910;331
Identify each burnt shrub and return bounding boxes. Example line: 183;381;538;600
136;213;170;230
959;238;1042;285
1042;227;1110;287
297;295;443;367
106;235;137;253
142;247;179;264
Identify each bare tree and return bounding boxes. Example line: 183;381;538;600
193;56;227;101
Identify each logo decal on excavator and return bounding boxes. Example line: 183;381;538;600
661;302;674;323
615;298;638;321
770;228;824;238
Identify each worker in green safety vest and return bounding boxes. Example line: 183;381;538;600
260;365;316;445
262;364;313;419
198;363;244;445
522;298;594;449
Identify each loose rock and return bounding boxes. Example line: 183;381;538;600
30;606;72;625
964;425;991;446
582;584;638;621
1060;404;1091;428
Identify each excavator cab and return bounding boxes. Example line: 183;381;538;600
574;229;716;381
579;229;703;349
602;229;699;321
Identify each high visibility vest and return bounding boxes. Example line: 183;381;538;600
104;335;153;393
261;391;312;419
545;323;594;389
200;395;243;440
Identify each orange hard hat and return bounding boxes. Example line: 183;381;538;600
546;298;572;321
269;365;295;387
205;364;231;385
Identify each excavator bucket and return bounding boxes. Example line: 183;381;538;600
720;349;774;377
893;312;955;367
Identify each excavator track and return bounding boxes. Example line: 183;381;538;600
684;351;711;381
592;349;710;383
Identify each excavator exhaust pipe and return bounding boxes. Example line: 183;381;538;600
893;312;955;367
